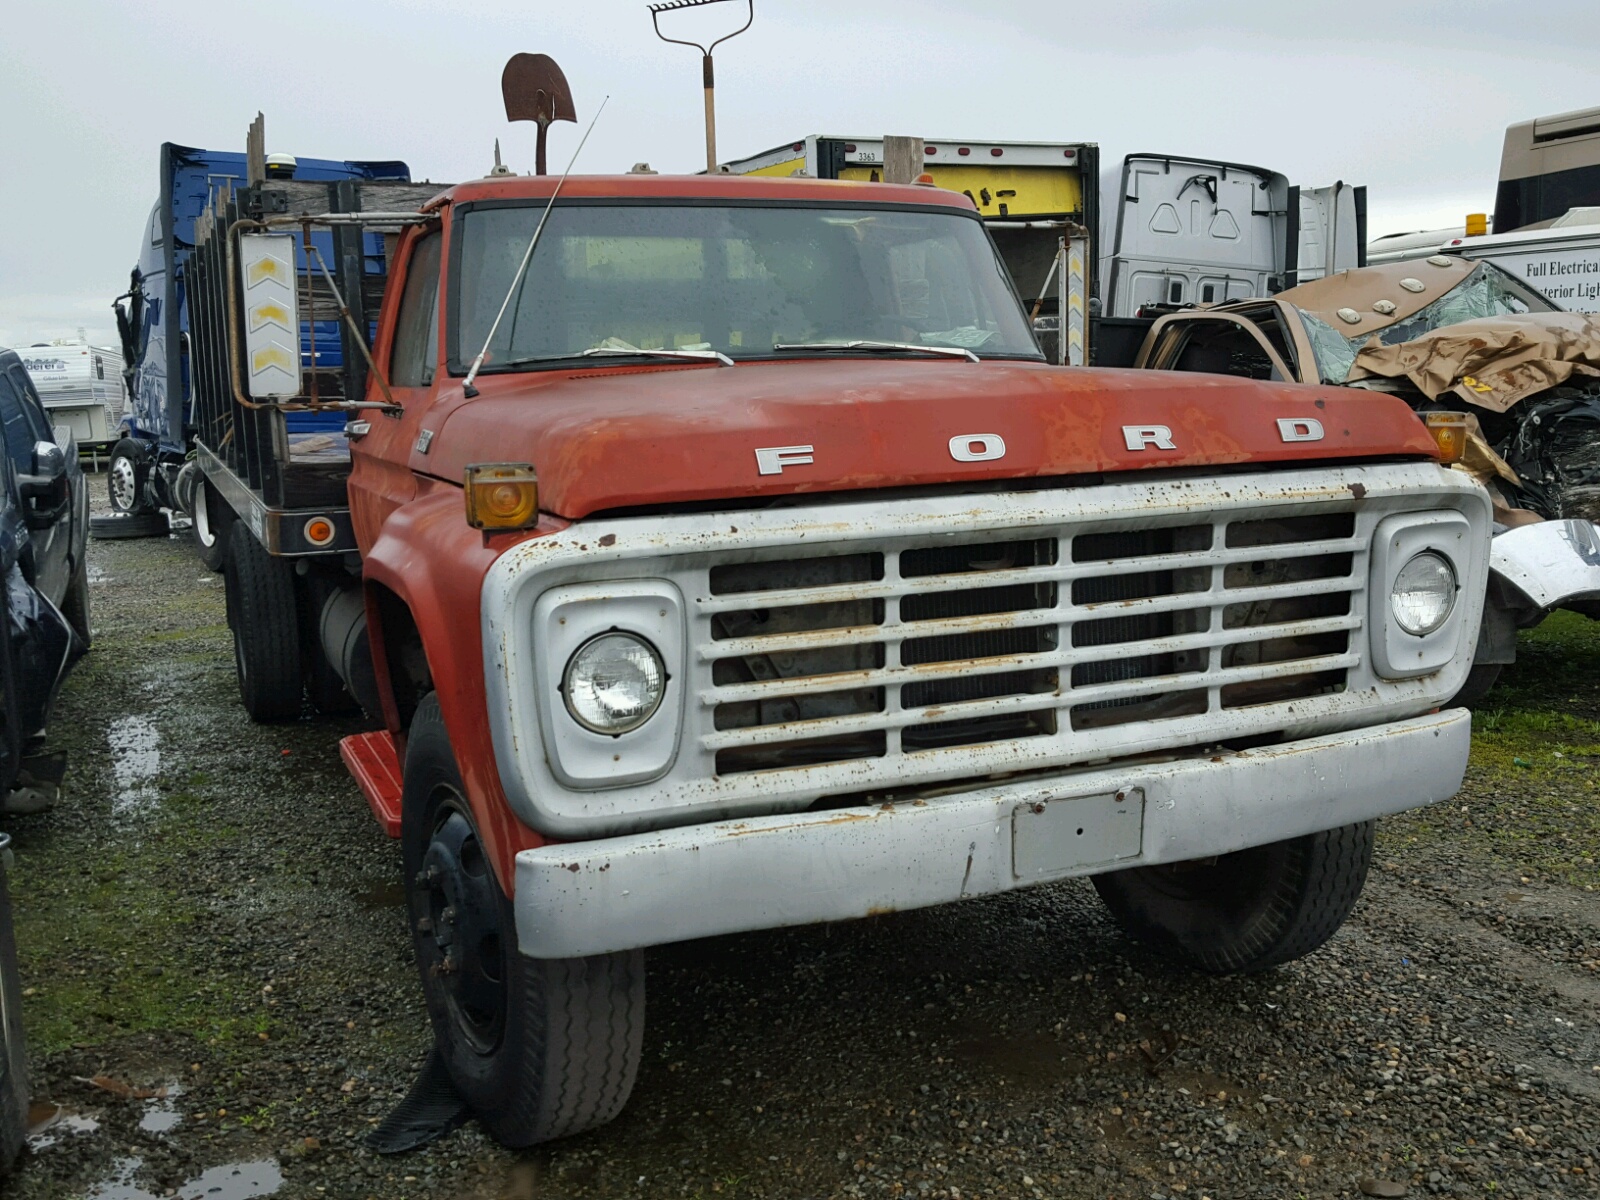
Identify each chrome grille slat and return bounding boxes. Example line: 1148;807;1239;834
699;609;1062;660
702;578;1355;656
699;613;1363;706
692;537;1364;615
700;651;1361;752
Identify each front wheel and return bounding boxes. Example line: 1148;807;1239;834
106;438;151;515
61;553;92;649
1092;821;1375;974
1450;663;1503;708
401;694;644;1148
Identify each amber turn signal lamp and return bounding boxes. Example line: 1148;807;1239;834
303;516;336;548
1424;412;1469;464
464;463;540;530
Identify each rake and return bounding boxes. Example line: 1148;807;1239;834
649;0;753;173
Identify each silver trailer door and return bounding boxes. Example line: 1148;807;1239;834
1102;155;1289;318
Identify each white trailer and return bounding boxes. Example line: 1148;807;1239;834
1098;155;1365;317
1439;212;1600;313
17;338;125;459
1365;211;1600;313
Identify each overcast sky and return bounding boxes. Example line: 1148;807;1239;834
3;0;1596;351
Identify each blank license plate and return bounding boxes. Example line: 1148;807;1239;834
1012;788;1146;881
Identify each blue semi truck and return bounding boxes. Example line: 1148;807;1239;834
107;140;409;563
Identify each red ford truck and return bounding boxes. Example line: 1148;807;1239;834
186;152;1490;1146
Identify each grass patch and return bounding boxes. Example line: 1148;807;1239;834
1429;610;1600;887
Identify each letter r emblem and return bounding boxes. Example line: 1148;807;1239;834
1123;425;1177;451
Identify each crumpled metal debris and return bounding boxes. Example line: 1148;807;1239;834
1347;312;1600;412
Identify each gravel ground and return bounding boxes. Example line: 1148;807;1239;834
6;497;1599;1200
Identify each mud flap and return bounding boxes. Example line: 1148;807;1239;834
365;1045;470;1154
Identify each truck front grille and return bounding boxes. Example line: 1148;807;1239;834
698;512;1361;776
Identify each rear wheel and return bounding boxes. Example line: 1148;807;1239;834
1092;821;1375;974
224;523;303;722
402;694;644;1147
106;438;152;515
192;480;233;573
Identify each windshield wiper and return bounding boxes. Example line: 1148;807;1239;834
582;346;734;367
773;340;981;363
486;347;736;371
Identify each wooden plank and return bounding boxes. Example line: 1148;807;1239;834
246;114;266;185
258;180;448;220
295;275;387;317
883;135;922;185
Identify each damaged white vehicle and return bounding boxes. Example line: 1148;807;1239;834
1133;255;1600;702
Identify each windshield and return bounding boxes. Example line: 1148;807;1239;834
1296;261;1561;384
451;202;1043;371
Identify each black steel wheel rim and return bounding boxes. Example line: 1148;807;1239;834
415;799;507;1055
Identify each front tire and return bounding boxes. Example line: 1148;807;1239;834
223;524;303;722
61;553;92;648
1450;663;1503;708
1092;821;1375;974
401;694;644;1148
106;437;152;515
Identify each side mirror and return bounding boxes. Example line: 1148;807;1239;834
31;440;65;478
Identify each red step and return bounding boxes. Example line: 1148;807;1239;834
340;731;403;838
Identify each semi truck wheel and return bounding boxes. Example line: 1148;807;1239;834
106;438;152;515
224;524;303;722
401;694;644;1148
192;480;234;574
1092;820;1375;974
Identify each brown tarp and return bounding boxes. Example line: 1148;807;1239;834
1346;312;1600;412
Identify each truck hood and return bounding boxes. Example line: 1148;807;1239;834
424;359;1438;519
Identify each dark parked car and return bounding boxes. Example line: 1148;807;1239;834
0;347;89;813
0;346;93;1174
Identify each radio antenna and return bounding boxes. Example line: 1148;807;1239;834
461;94;609;397
648;0;753;173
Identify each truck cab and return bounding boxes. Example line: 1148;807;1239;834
193;169;1489;1149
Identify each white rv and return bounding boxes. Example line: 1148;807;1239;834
17;338;125;457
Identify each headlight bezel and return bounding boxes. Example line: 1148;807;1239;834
1368;512;1473;680
530;581;686;790
562;630;667;735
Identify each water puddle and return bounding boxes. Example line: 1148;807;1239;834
139;1082;184;1134
355;880;407;909
25;1102;100;1150
107;715;162;815
88;1157;283;1200
87;564;112;585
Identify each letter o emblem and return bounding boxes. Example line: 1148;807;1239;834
949;433;1006;462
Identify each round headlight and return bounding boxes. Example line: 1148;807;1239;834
562;632;665;734
1391;551;1457;636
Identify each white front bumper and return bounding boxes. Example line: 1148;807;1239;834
513;709;1470;959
